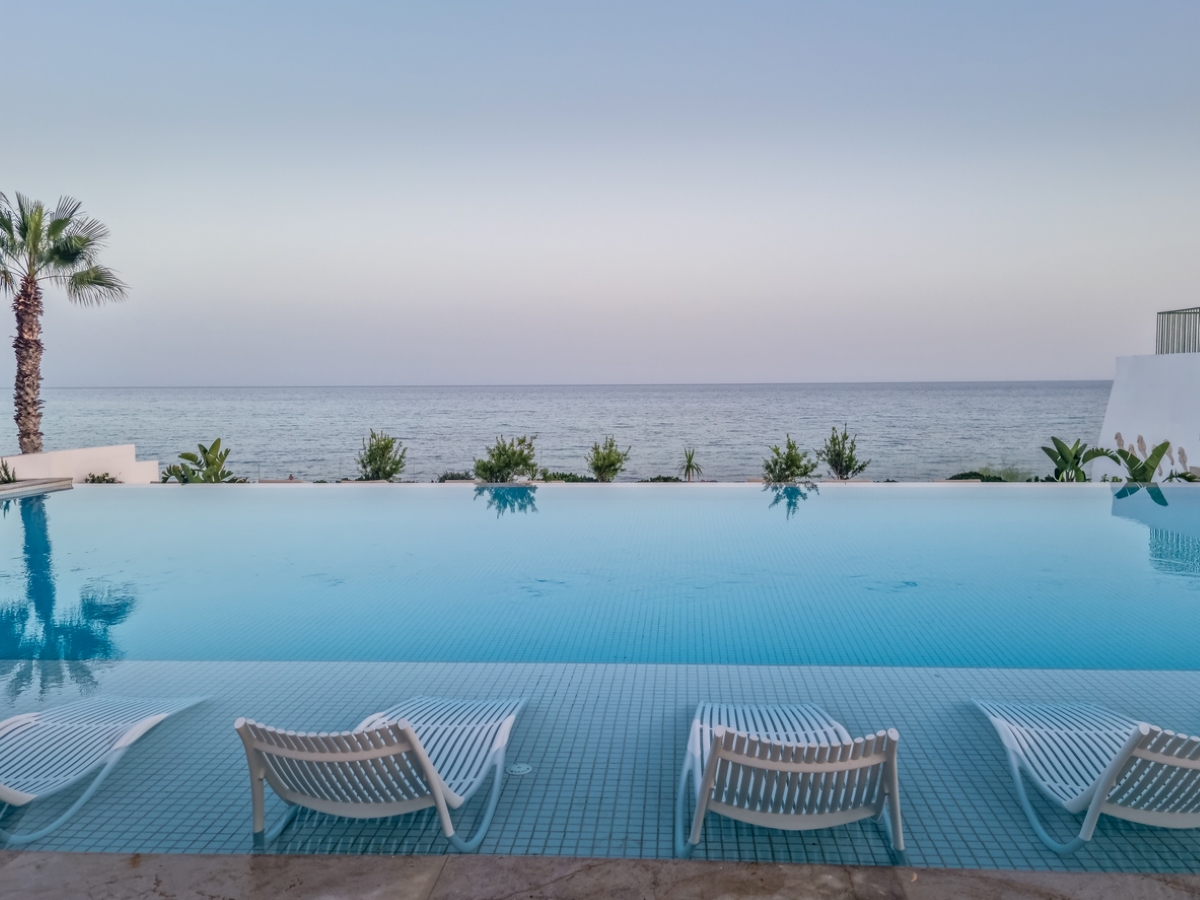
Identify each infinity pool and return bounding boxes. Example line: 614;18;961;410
2;483;1198;669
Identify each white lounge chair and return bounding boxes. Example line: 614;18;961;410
975;700;1200;854
675;702;904;858
0;696;202;846
234;696;525;852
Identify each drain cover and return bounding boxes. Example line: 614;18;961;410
505;763;533;776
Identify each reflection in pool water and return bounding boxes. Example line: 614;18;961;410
474;485;537;517
0;496;135;699
765;483;816;519
1149;529;1200;578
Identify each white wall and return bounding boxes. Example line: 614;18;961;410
0;444;158;484
1093;354;1200;480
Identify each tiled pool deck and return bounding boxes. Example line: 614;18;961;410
3;661;1200;873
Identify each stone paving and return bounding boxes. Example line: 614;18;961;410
6;851;1200;899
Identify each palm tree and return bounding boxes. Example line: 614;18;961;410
0;194;126;454
678;447;702;482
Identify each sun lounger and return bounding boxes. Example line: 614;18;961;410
234;696;525;851
0;696;202;846
675;702;903;858
975;700;1200;854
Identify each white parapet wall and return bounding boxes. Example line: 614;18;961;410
0;444;159;484
1093;354;1200;480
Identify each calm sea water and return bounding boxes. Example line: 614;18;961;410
21;382;1110;482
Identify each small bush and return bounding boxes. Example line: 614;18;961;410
977;464;1033;482
586;436;631;482
947;471;1004;482
540;470;596;482
85;472;121;484
161;439;246;483
817;424;870;480
356;430;407;481
678;448;702;482
0;460;15;484
762;435;817;484
436;470;476;483
475;435;538;483
638;475;682;482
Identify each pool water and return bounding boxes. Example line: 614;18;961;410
2;483;1199;669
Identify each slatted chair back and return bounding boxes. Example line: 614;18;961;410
1;696;198;805
234;717;455;837
357;697;525;799
1103;725;1200;828
689;726;903;850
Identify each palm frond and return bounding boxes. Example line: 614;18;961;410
64;265;126;305
50;196;82;227
67;215;110;246
45;233;92;268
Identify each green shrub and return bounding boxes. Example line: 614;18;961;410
678;448;702;482
161;439;246;483
475;435;538;483
817;424;870;480
948;471;1004;482
762;435;817;484
0;460;15;484
355;430;407;481
1041;437;1115;482
435;470;476;482
977;464;1033;482
540;470;596;482
638;475;683;482
586;436;631;482
85;472;121;484
1114;440;1170;484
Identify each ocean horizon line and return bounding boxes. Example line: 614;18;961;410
43;378;1114;390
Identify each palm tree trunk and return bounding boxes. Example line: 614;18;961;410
12;275;44;454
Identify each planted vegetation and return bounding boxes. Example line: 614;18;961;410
678;448;702;482
475;435;538;483
585;436;630;482
161;439;246;483
817;425;870;480
84;472;121;484
541;470;596;482
356;429;407;481
762;435;817;484
435;470;475;482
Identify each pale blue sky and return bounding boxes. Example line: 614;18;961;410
4;1;1197;385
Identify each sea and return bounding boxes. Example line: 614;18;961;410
14;382;1110;483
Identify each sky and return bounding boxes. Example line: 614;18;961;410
3;1;1198;386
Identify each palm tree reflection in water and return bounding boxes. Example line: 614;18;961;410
0;495;135;699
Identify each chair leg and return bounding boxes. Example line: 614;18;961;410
674;763;698;859
0;750;126;847
260;804;299;846
444;759;505;853
1006;752;1087;855
871;807;909;865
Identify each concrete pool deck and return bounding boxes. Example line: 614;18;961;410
6;851;1200;899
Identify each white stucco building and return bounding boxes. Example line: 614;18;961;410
1092;307;1200;480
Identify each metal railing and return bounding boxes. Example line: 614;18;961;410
1157;307;1200;354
